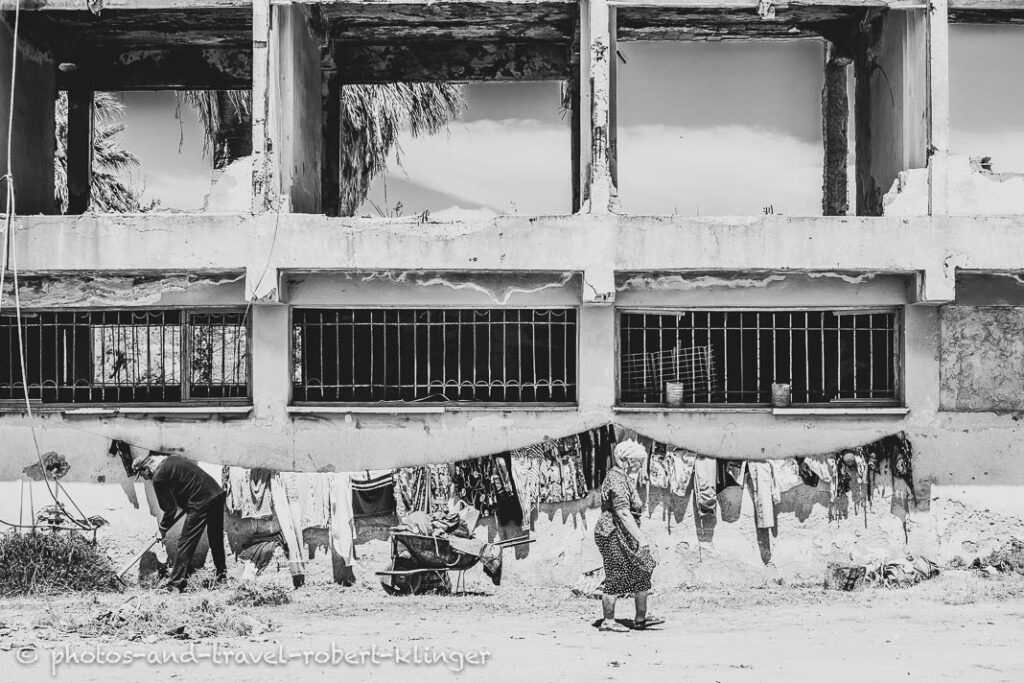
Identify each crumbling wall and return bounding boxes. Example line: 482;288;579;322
940;305;1024;412
885;155;1024;216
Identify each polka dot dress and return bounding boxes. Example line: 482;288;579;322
594;467;654;596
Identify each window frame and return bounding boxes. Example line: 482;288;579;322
288;305;581;408
0;307;252;408
614;306;904;408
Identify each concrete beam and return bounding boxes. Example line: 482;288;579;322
14;214;1024;297
57;48;251;91
335;42;572;83
65;88;93;216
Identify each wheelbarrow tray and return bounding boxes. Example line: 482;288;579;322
391;532;479;572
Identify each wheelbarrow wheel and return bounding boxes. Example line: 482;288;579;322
381;555;423;596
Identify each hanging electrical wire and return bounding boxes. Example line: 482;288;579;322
0;3;98;532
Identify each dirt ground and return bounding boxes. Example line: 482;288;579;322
2;568;1024;682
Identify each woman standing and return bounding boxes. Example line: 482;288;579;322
594;439;663;632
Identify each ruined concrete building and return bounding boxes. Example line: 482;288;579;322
1;0;1023;540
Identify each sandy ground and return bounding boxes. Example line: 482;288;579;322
1;568;1024;683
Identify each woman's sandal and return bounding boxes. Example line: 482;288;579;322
631;616;666;630
598;619;631;633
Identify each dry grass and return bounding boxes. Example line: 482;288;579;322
227;581;292;608
40;591;277;642
0;531;123;596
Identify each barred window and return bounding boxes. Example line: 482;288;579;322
619;310;899;405
292;309;577;403
0;310;249;404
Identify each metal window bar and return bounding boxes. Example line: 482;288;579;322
291;308;577;404
619;310;898;405
0;310;249;404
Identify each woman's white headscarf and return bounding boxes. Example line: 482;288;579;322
613;439;647;465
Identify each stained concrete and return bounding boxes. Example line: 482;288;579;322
940;305;1024;412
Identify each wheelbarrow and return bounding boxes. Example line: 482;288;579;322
376;532;534;595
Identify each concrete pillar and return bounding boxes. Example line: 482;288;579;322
822;43;850;217
250;304;291;428
570;14;582;212
580;0;614;214
0;22;56;215
854;10;928;216
927;0;950;216
268;3;323;214
251;0;271;213
65;88;93;215
577;304;616;412
321;44;340;218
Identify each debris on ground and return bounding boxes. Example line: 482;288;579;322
43;593;276;641
227;581;292;607
825;556;939;591
864;556;939;587
956;538;1024;576
0;531;122;595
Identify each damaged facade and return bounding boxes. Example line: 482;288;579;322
2;0;1024;573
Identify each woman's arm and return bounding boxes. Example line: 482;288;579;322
615;508;645;546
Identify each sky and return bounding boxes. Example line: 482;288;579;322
117;91;213;212
114;25;1023;215
949;24;1024;173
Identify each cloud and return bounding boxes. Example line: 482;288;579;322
374;118;572;215
616;124;824;216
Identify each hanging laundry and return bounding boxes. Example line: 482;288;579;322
351;470;397;518
773;458;803;493
717;459;746;492
579;430;594;490
693;456;717;513
394;463;453;517
108;440;135;478
223;466;274;519
572;436;588;498
491;453;523;527
804;455;832;485
795;457;819;488
294;472;332;531
748;461;781;529
648;449;671;490
667;449;696;496
509;446;542;530
452;457;502;516
237;532;285;575
328;472;356;584
270;472;307;587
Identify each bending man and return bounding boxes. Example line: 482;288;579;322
134;453;227;591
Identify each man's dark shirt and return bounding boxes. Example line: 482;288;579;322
152;456;223;533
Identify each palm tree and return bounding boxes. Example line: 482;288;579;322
53;91;147;213
182;83;465;216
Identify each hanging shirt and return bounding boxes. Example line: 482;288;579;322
351;470;397;518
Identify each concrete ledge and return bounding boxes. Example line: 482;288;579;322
62;406;253;419
614;406;771;414
288;404;577;416
772;407;910;417
288;405;446;415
